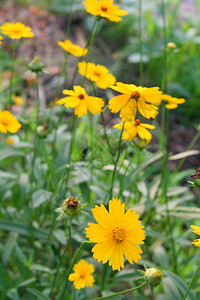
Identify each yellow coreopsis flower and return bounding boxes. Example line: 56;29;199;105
12;95;23;106
56;86;104;117
83;0;128;22
109;82;162;122
86;198;145;271
69;259;95;289
0;110;21;134
114;119;155;142
57;40;87;57
190;225;200;247
161;94;186;109
0;22;34;39
78;62;116;89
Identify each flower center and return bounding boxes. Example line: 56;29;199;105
101;6;108;12
94;71;101;77
134;119;140;126
131;91;140;100
78;93;85;100
1;118;9;126
112;226;126;242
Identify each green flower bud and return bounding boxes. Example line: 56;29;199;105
55;196;86;219
145;268;162;287
135;139;149;150
28;56;44;72
37;124;49;138
194;179;200;187
191;167;200;187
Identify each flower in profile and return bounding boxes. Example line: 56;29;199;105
109;82;162;122
161;94;185;109
0;22;34;39
12;95;23;106
56;86;104;117
69;259;95;289
0;110;21;134
78;62;116;89
83;0;128;22
191;225;200;247
85;198;145;271
58;40;87;57
6;136;14;145
114;119;155;142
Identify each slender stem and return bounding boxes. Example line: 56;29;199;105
109;122;125;200
8;40;16;106
138;0;143;85
82;19;100;87
93;282;147;300
57;241;93;300
183;264;200;300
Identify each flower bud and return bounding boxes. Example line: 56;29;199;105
55;196;86;219
28;56;44;73
145;268;162;287
135;139;150;149
167;42;176;50
37;124;49;138
191;167;200;187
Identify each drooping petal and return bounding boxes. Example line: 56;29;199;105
74;100;87;117
85;96;104;115
138;100;158;119
108;94;130;113
120;98;137;121
137;126;152;141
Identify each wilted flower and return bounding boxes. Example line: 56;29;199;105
78;62;116;89
83;0;128;22
145;268;162;287
55;196;86;219
0;22;34;39
58;40;87;57
0;110;21;134
69;259;95;289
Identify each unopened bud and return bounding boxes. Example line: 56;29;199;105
37;124;49;138
136;139;150;149
145;268;162;287
55;196;86;219
28;56;44;73
191;167;200;187
167;42;176;50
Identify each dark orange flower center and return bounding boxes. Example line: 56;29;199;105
78;93;85;100
101;6;108;12
94;71;101;77
131;91;140;100
112;226;126;242
134;119;140;126
1;118;9;126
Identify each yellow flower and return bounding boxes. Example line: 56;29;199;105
85;198;145;271
161;94;185;109
191;225;200;247
0;35;3;44
0;22;34;39
114;119;155;142
56;86;104;117
57;40;87;57
78;62;116;89
0;110;21;134
12;95;23;106
6;137;14;145
109;82;162;122
69;259;95;289
83;0;128;22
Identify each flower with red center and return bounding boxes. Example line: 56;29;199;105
83;0;128;23
78;62;116;89
114;119;155;142
0;22;34;39
56;86;104;117
109;82;162;122
85;198;145;271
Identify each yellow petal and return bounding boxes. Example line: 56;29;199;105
85;223;112;243
109;198;125;226
137;126;152;141
92;204;114;229
108;94;130;113
74;100;87;117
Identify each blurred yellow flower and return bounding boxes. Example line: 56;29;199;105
109;82;162;122
0;22;34;39
83;0;128;22
161;94;185;109
0;35;3;44
56;86;104;117
78;61;116;89
86;198;145;271
6;136;14;145
190;225;200;247
12;95;23;106
57;40;87;57
69;259;95;289
0;110;21;134
114;119;155;142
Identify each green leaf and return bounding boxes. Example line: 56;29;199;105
26;288;49;300
7;288;20;300
32;189;52;208
2;232;18;266
14;257;33;280
0;265;12;290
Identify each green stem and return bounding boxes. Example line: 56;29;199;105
139;0;143;85
109;122;125;200
8;40;16;106
93;282;147;300
183;264;200;300
58;241;93;300
82;19;100;87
